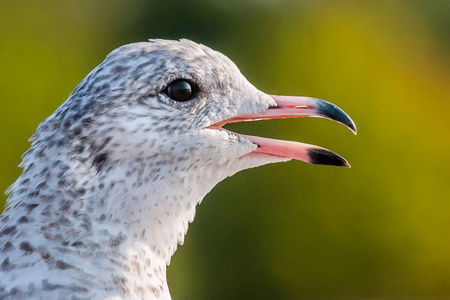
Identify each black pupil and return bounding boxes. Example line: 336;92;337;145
166;80;193;102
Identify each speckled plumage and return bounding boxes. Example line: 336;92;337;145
0;39;289;299
0;38;357;300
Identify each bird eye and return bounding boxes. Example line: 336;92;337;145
164;79;197;102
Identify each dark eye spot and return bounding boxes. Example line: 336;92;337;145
164;79;197;102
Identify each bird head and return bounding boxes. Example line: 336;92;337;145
40;39;355;184
22;39;356;262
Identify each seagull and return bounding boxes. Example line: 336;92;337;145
0;39;356;299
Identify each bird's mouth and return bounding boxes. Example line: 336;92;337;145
207;95;357;167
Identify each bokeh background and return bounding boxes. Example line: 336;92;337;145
1;0;449;299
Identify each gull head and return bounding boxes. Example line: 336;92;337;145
0;39;356;299
41;39;355;185
24;39;356;261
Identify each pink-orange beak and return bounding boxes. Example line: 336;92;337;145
211;95;356;167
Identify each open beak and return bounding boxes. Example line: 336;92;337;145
211;95;356;167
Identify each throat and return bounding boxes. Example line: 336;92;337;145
118;241;173;299
97;161;226;265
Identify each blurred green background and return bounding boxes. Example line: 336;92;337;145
1;0;449;299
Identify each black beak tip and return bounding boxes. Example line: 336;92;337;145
347;119;357;135
308;149;351;167
316;99;357;135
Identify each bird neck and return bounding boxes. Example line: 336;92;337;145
2;144;232;298
97;160;226;264
9;142;229;261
